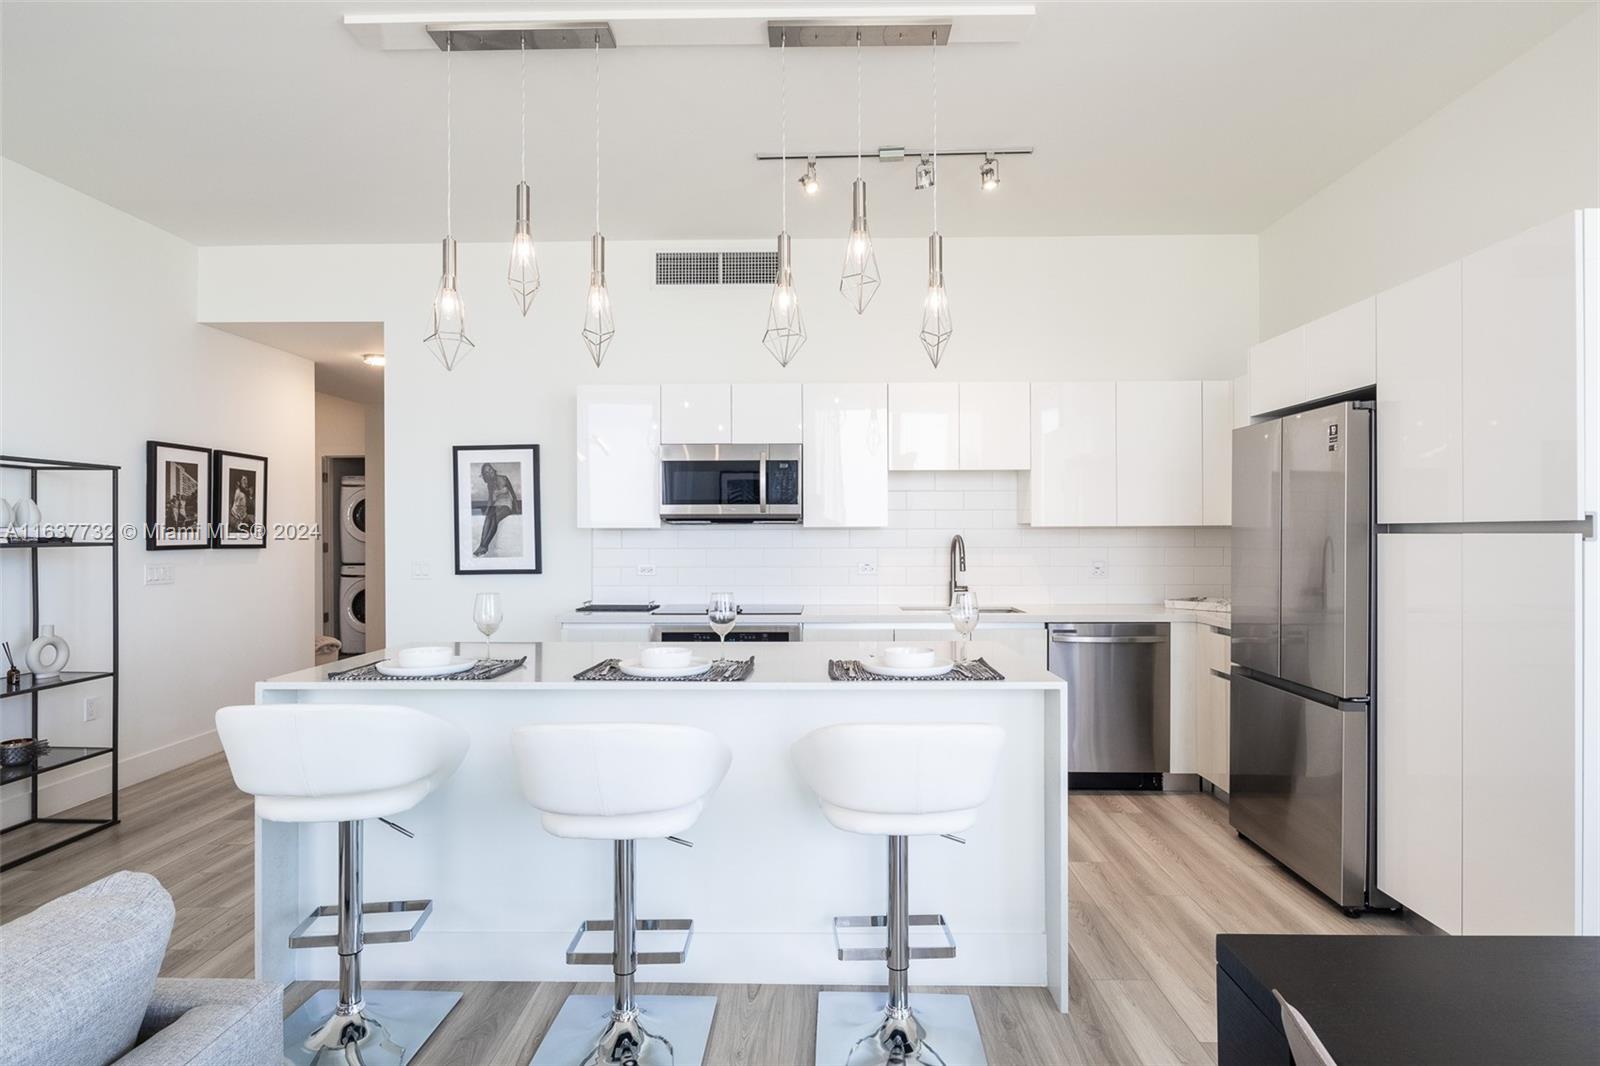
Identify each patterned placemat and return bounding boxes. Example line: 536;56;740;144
329;656;528;682
575;657;754;682
828;657;1005;681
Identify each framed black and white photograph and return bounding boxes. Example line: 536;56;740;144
453;444;541;575
146;441;212;550
212;449;269;549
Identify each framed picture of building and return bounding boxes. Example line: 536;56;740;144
212;449;268;549
146;441;212;550
453;444;541;575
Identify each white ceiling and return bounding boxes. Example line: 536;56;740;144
2;2;1587;245
211;321;385;404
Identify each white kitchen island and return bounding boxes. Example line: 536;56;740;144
252;641;1071;1010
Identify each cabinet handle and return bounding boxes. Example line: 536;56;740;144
1050;634;1166;644
1209;667;1232;682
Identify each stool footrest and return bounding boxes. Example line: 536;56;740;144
832;913;957;961
565;917;694;966
288;898;434;950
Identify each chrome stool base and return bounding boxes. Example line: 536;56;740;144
531;993;716;1066
816;991;987;1066
284;988;462;1066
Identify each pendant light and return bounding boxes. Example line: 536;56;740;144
919;30;952;368
839;30;880;314
424;35;473;371
507;33;540;314
581;31;615;367
762;30;805;367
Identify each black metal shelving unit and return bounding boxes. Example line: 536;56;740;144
0;455;120;870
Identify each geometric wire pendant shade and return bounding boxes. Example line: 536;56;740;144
919;232;952;368
425;236;475;371
508;186;541;315
764;232;806;367
839;177;881;314
582;233;615;367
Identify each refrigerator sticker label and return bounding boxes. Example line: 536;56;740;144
1327;424;1340;452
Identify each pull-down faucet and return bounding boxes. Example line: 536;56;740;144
949;534;968;606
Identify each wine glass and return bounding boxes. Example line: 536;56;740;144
473;592;503;660
707;593;738;662
950;589;979;665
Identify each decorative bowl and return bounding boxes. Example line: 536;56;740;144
1;738;37;766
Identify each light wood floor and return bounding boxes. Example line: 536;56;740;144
1;756;1411;1064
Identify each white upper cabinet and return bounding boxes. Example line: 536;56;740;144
1461;212;1587;521
888;383;959;471
1376;262;1464;524
803;383;888;528
1248;328;1307;416
1116;381;1203;526
661;384;731;444
959;382;1031;470
1202;380;1234;526
1232;372;1251;429
1025;382;1117;526
576;385;661;529
732;383;802;444
1304;297;1376;401
1376;533;1464;935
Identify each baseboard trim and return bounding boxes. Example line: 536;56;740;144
0;729;221;824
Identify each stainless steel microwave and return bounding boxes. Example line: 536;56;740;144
659;444;801;522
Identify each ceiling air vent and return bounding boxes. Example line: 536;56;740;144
654;251;779;286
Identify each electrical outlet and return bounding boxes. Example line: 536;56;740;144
636;563;658;577
411;562;431;579
857;561;877;576
143;565;173;586
83;696;101;723
1089;560;1108;579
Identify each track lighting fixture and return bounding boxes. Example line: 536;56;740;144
914;155;934;190
799;157;820;195
980;153;1000;191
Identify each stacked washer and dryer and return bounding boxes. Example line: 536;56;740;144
337;475;367;655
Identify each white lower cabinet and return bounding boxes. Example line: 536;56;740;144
1377;534;1464;934
1377;531;1586;935
1193;623;1231;792
1461;533;1584;934
559;623;655;643
803;384;888;528
802;624;896;642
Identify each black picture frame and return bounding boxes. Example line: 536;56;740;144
453;444;542;575
145;440;212;550
211;449;269;549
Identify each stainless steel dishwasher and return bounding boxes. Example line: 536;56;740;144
1048;623;1170;790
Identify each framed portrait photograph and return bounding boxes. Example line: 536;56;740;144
146;441;212;550
453;444;541;575
212;450;269;549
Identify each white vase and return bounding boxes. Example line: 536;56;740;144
14;498;41;537
25;625;70;680
0;498;12;530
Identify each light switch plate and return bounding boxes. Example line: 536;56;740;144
636;563;658;577
143;565;174;586
83;696;101;722
412;562;431;579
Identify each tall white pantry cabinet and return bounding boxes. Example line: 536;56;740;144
1375;211;1597;936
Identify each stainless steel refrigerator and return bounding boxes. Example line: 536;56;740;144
1230;399;1377;912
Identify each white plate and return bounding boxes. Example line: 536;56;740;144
374;656;477;678
859;656;955;679
616;657;714;679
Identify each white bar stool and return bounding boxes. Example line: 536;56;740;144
216;703;469;1066
794;722;1006;1066
511;723;732;1066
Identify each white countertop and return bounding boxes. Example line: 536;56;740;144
560;604;1231;628
264;640;1068;692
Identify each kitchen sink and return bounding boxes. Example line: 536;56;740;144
896;605;1027;614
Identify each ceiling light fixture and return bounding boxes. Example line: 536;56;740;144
507;33;540;314
424;35;473;371
581;31;615;367
919;31;952;368
980;153;1000;191
762;30;806;368
361;353;386;367
914;154;934;190
799;157;820;195
839;30;880;314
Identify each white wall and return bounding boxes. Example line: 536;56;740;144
198;233;1257;644
0;161;316;820
1259;7;1599;335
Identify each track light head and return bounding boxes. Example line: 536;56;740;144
914;155;934;190
980;154;999;191
799;157;820;195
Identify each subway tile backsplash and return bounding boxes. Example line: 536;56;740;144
590;471;1229;607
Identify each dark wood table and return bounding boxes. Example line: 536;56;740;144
1217;933;1600;1065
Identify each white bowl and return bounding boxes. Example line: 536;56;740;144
640;645;693;669
882;645;937;669
395;644;454;668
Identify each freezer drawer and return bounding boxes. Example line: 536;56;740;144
1053;623;1170;775
1229;673;1368;908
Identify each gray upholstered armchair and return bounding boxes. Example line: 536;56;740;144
0;870;282;1066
